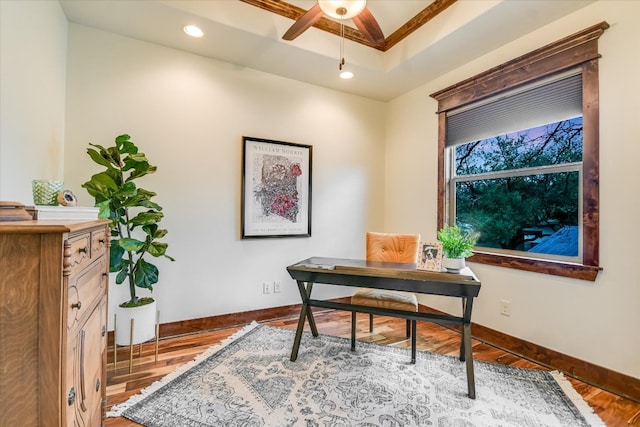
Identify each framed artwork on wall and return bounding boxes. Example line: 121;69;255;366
241;136;312;238
417;241;443;272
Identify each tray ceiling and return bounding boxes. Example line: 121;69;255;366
60;0;596;101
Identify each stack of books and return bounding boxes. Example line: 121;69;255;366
26;205;100;220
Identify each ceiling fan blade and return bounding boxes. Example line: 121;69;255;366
282;4;324;41
352;7;385;46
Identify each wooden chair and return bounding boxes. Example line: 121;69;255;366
350;231;420;363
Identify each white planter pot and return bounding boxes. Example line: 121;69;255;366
442;257;465;273
114;300;157;346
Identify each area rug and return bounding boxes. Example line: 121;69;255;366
107;323;605;426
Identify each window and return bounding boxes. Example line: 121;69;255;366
450;72;583;262
430;22;609;281
453;116;582;261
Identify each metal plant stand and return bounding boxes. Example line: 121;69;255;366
112;310;160;374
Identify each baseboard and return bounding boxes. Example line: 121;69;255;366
418;305;640;404
108;300;639;403
107;298;353;346
470;321;640;402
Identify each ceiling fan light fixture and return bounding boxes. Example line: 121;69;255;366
318;0;366;20
339;57;354;79
183;25;204;38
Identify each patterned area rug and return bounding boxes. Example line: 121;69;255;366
108;323;605;426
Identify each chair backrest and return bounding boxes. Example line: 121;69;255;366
366;232;421;263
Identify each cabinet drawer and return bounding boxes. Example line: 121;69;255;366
91;228;108;259
67;233;92;272
68;257;107;332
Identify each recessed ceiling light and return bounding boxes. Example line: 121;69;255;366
183;25;203;38
339;70;354;79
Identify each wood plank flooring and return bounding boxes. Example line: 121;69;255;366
104;310;640;426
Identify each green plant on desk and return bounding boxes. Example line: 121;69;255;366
437;224;479;259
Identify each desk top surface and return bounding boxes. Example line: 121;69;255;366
288;257;480;288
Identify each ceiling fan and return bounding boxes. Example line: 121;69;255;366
282;0;385;47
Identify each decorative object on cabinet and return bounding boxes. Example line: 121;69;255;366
82;133;174;356
58;189;78;206
0;201;32;221
0;219;110;426
241;136;312;238
32;179;64;205
417;241;443;272
437;224;479;272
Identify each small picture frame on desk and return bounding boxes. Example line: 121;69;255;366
417;241;443;272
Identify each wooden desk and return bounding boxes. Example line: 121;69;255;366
286;256;482;399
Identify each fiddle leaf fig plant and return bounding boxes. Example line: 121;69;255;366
82;134;174;307
437;224;479;259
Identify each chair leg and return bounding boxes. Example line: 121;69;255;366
406;319;411;338
351;311;356;351
369;314;374;333
411;320;417;364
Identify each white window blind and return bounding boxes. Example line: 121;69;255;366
446;71;583;147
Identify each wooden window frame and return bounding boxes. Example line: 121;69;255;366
430;22;609;281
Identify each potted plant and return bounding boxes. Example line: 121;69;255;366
437;224;479;272
82;134;174;345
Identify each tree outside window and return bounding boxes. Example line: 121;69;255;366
453;117;582;260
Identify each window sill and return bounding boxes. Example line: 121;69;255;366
468;252;602;281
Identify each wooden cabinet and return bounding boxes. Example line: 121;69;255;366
0;220;110;426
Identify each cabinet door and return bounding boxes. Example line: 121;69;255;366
65;299;106;427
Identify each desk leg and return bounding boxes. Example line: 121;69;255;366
302;282;319;337
461;297;476;399
411;320;417;364
290;281;318;362
351;312;356;351
463;323;476;399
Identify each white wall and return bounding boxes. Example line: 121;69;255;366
62;24;386;328
2;0;637;383
0;0;68;201
385;1;640;379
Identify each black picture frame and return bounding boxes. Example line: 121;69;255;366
241;136;312;238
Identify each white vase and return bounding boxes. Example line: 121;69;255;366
442;257;465;273
114;300;157;346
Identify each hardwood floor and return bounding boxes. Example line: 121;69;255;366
105;310;640;426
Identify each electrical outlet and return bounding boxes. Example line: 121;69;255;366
500;300;511;317
263;281;272;294
273;281;281;293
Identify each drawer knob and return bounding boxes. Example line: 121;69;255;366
67;387;76;405
102;326;107;337
96;379;101;392
79;246;89;254
71;301;82;310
